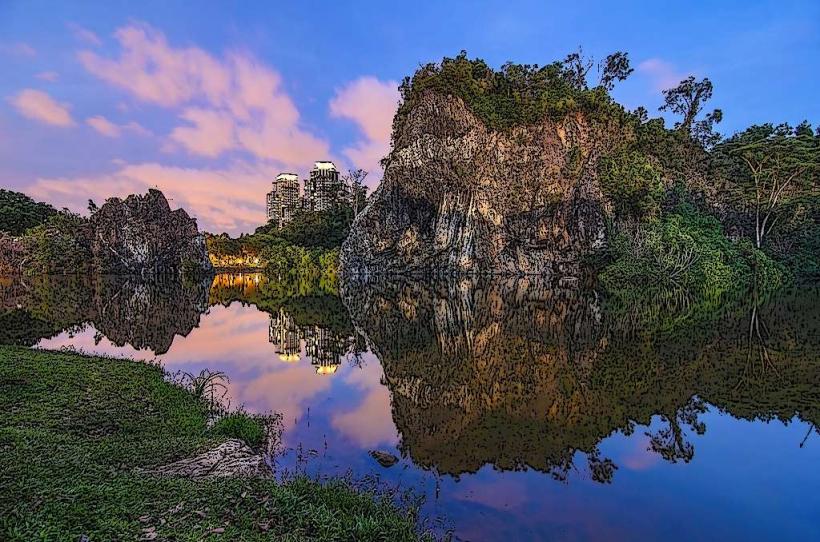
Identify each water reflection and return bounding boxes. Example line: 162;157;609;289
343;277;820;480
0;274;208;352
1;272;819;540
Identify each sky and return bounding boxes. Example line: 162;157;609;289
1;0;818;234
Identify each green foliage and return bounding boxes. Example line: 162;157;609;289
276;205;354;249
659;76;722;146
393;51;629;140
207;205;349;280
0;189;57;236
711;122;819;248
21;211;91;275
763;195;820;280
599;150;664;219
179;369;229;410
0;346;430;541
600;205;784;301
210;410;267;448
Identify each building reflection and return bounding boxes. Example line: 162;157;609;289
268;308;354;374
268;308;300;361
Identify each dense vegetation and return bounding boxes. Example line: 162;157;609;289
393;50;631;139
207;204;356;279
394;51;818;298
0;347;430;541
0;189;57;237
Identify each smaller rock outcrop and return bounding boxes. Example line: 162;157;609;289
369;450;400;468
90;189;212;276
139;439;270;479
0;190;212;276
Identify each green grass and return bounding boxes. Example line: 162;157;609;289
211;410;267;448
0;346;431;541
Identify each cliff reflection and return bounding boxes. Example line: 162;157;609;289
342;278;820;480
0;275;209;353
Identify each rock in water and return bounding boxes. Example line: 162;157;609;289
369;450;399;468
90;189;212;276
341;91;619;277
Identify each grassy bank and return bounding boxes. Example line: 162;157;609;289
0;346;430;541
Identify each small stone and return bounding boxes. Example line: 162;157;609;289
369;450;399;468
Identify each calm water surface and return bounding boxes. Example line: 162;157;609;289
1;273;819;541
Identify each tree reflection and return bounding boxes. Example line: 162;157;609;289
647;397;707;464
0;274;209;353
342;277;820;482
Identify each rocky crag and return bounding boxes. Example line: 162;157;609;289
91;189;212;276
0;189;212;276
341;91;625;277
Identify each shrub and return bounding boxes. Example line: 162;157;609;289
600;205;783;300
599;150;664;219
0;189;57;236
392;51;626;140
20;211;92;275
210;410;267;448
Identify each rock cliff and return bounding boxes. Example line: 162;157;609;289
0;190;212;276
90;189;212;276
341;91;625;276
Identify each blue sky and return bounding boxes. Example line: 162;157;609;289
1;0;817;233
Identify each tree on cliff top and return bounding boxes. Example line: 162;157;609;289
0;190;57;236
660;76;723;148
392;50;634;140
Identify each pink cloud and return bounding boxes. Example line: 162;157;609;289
123;121;152;137
330;77;399;184
0;42;36;58
86;115;152;138
36;71;59;82
67;23;102;47
331;355;398;447
170;108;236;157
637;58;690;92
9;89;74;127
621;435;661;471
86;115;121;137
78;22;328;167
27;161;277;234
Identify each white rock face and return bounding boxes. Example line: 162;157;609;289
341;92;620;277
139;439;270;478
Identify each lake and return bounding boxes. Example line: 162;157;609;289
1;273;819;541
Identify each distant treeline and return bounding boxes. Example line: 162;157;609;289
205;205;355;279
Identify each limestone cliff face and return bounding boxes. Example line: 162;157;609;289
91;189;212;276
341;91;623;276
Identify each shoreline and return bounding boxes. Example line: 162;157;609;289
0;345;432;541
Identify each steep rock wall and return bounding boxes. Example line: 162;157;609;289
341;91;624;276
90;189;212;276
